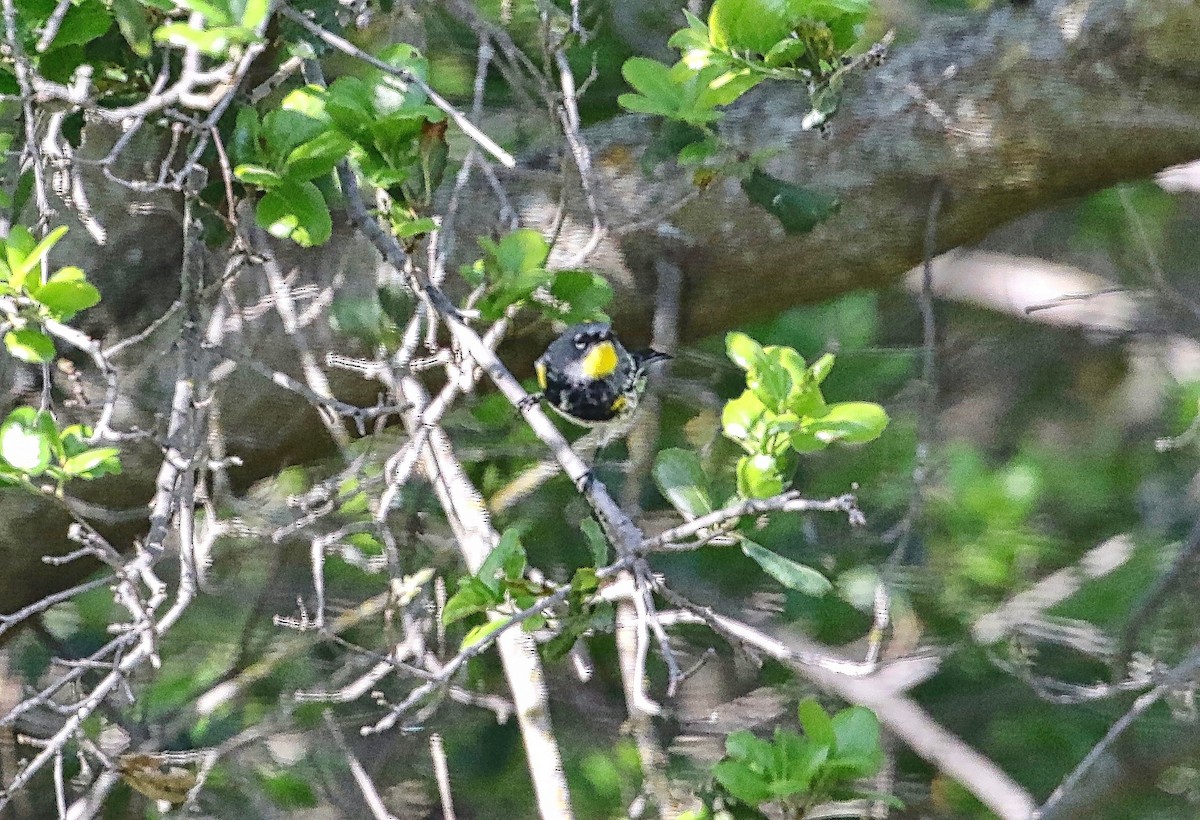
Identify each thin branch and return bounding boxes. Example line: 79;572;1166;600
324;711;397;820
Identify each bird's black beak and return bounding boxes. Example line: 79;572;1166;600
635;349;672;366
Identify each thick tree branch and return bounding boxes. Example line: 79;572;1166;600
487;0;1200;344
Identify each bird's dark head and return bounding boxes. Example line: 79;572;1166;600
566;322;613;351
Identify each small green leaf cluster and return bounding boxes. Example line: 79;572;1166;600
651;332;886;597
619;0;871;139
0;226;101;364
442;529;611;658
232;45;446;247
232;88;349;247
460;229;613;324
700;698;899;815
722;331;887;499
153;0;269;57
653;448;833;597
618;0;878;234
0;408;120;487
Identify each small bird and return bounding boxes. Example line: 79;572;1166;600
524;322;670;430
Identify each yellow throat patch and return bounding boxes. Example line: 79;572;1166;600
580;341;618;380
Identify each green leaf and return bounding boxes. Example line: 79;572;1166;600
722;391;768;451
798;698;837;749
736;453;787;498
229;107;261;167
442;577;500;624
741;539;831;595
831;706;883;777
581;517;608;566
746;349;795;413
652;448;713;519
473;229;552;320
726;729;774;769
741;169;839;234
709;0;795;54
10;225;67;282
4;225;35;285
492;229;550;279
256;180;332;246
764;36;808;67
477;528;526;593
770;728;827;794
393;216;436;239
324;76;375;139
801;0;870;17
45;0;112;49
806;401;889;444
547;270;613;324
366;44;430;114
757;345;826;418
177;0;234;25
5;328;55;364
237;0;268;29
460;616;510;651
234;164;283;189
0;407;56;475
261;107;327;165
809;352;835;384
692;65;761;111
712;760;773;806
677;136;721;165
33;267;100;318
726;331;763;371
23;225;69;277
111;0;152;57
283;130;353;181
620;57;681;112
61;447;121;478
260;770;317;809
152;23;254;56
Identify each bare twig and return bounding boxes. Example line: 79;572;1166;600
430;733;457;820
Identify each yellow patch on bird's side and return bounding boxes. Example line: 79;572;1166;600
610;395;628;413
580;341;618;380
535;360;548;389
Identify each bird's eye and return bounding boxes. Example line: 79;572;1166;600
573;334;587;349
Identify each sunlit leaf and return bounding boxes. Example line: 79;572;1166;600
256;181;332;246
33;267;100;318
0;407;56;475
807;401;889;444
4;328;55;364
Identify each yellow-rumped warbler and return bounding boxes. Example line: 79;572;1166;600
525;322;670;429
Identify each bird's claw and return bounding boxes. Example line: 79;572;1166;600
575;470;595;494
